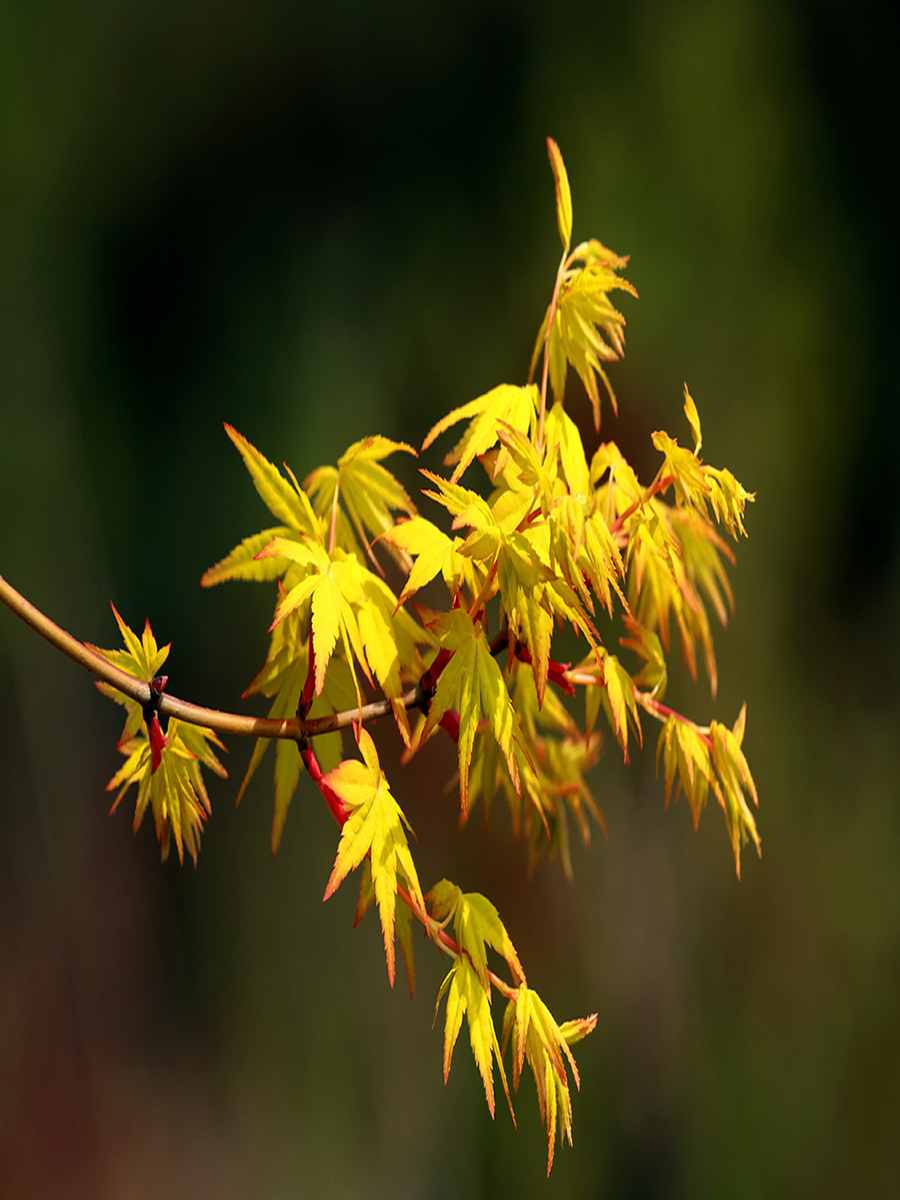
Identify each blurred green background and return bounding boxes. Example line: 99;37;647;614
2;1;897;1196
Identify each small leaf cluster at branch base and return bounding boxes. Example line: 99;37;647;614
6;137;759;1172
90;605;227;865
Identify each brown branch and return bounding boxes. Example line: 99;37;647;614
0;573;423;743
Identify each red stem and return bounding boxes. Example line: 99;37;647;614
608;472;673;536
634;691;712;748
395;883;520;1001
300;738;350;826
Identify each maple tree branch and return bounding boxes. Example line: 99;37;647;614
0;572;424;743
0;573;153;701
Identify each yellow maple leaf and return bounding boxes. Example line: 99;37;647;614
322;727;425;988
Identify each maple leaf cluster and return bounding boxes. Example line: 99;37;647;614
90;140;757;1171
91;605;227;866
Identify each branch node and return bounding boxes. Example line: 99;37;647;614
142;674;168;727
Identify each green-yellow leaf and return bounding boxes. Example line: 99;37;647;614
200;528;291;587
683;384;702;456
546;137;572;252
652;429;710;511
106;716;226;867
422;609;528;814
221;423;320;535
598;650;641;760
422;384;539;484
710;706;760;878
705;465;755;539
533;255;637;429
90;603;170;690
258;538;373;705
307;435;417;565
381;516;481;605
544;400;589;498
655;714;712;831
427;880;525;991
501;983;596;1174
435;956;512;1122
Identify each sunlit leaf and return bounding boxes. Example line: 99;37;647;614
422;384;539;483
422;609;528;814
380;515;483;606
322;727;424;987
427;880;524;991
434;956;512;1122
683;384;702;455
501;984;597;1174
306;435;417;567
531;248;637;430
710;705;760;878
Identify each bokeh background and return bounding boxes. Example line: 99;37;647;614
2;1;897;1196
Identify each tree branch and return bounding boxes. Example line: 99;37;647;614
0;573;422;743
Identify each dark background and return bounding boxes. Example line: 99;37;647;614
2;1;897;1196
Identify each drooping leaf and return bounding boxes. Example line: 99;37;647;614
652;401;754;545
543;400;589;498
619;615;667;699
655;713;713;831
104;710;226;866
596;650;641;760
709;705;760;878
547;494;627;624
470;663;608;878
434;956;512;1122
501;984;597;1174
625;500;734;696
355;569;433;745
322;727;424;987
705;465;755;539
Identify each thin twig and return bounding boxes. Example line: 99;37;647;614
395;882;521;1001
